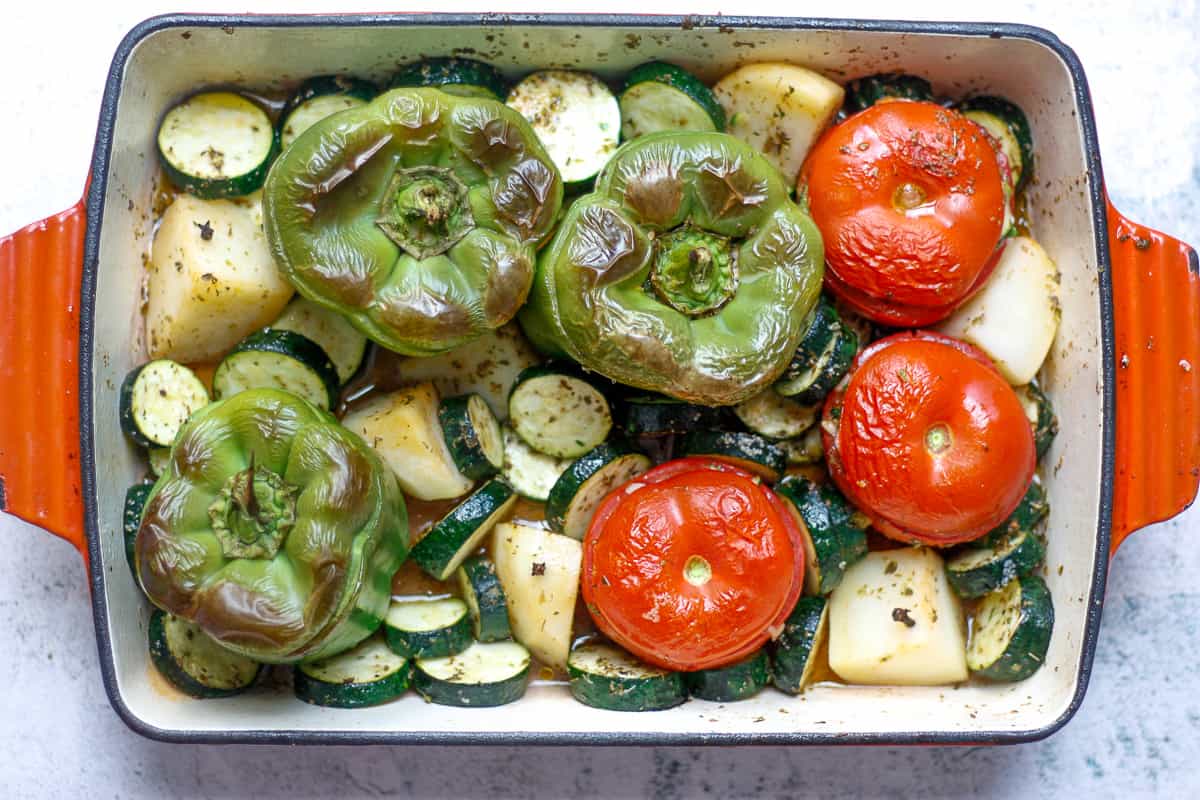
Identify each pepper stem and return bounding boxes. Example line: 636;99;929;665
209;455;298;560
376;165;474;260
650;228;737;317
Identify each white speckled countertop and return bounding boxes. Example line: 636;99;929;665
1;2;1197;797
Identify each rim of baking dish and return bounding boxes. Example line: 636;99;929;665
78;12;1116;746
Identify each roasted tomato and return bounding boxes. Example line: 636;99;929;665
822;331;1035;546
581;458;804;671
799;100;1007;326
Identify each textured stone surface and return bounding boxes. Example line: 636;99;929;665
1;1;1197;798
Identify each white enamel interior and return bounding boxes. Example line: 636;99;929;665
88;18;1105;740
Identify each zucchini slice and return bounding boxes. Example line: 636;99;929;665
501;426;572;501
384;598;473;659
780;427;824;465
270;295;368;384
413;640;531;707
789;295;843;368
973;481;1050;550
147;447;172;478
409;477;518;580
775;475;868;596
619;61;725;140
123;483;153;575
946;529;1046;599
967;575;1054;681
1016;381;1059;461
391;57;509;100
294;634;410;708
507;70;620;185
456;555;512;642
684;650;771;702
622;395;731;437
213;329;340;410
279;75;376;150
567;640;687;712
157;91;277;198
774;322;858;403
770;596;828;694
545;441;651;540
681;430;786;482
843;73;934;113
439;393;504;480
734;389;819;440
959;95;1033;191
509;367;613;459
148;609;262;699
119;360;211;448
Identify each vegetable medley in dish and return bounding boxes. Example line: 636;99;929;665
124;57;1061;710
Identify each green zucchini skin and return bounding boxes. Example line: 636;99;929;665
566;640;687;712
456;555;512;642
946;530;1046;599
959;95;1034;191
973;481;1050;550
409;478;518;580
684;650;771;702
294;635;410;708
212;329;340;410
383;599;473;660
439;393;504;480
282;75;377;116
969;575;1054;682
413;641;532;708
770;596;828;695
148;609;262;699
681;431;787;481
123;483;153;576
119;360;210;449
775;475;868;596
157;92;278;198
1018;382;1059;461
545;440;651;539
621;61;726;135
390;57;508;100
843;73;934;113
622;395;732;437
774;321;858;404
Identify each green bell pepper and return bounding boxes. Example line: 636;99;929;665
135;389;408;664
519;131;824;406
263;88;564;356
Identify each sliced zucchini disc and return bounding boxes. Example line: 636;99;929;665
148;609;262;699
973;481;1050;550
294;634;410;708
212;329;340;410
279;75;376;150
946;529;1045;599
119;360;211;448
684;650;771;702
270;295;368;384
409;477;518;580
622;395;731;437
780;427;824;465
384;597;473;659
967;575;1054;681
545;441;651;540
959;95;1033;191
770;596;828;694
414;640;531;707
147;446;172;478
775;475;868;596
391;57;509;100
123;483;153;575
439;393;505;480
1016;381;1059;461
843;73;934;113
456;555;512;643
157;91;277;198
734;389;819;440
508;366;613;459
501;426;572;501
619;61;725;140
774;315;858;403
567;640;687;712
507;70;620;185
681;430;786;482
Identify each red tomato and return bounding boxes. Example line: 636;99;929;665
799;100;1007;326
582;458;804;671
822;331;1035;546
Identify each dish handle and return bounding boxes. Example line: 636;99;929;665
0;199;87;561
1107;196;1200;555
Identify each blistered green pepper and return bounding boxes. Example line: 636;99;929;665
519;132;825;406
135;389;408;664
263;88;563;356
